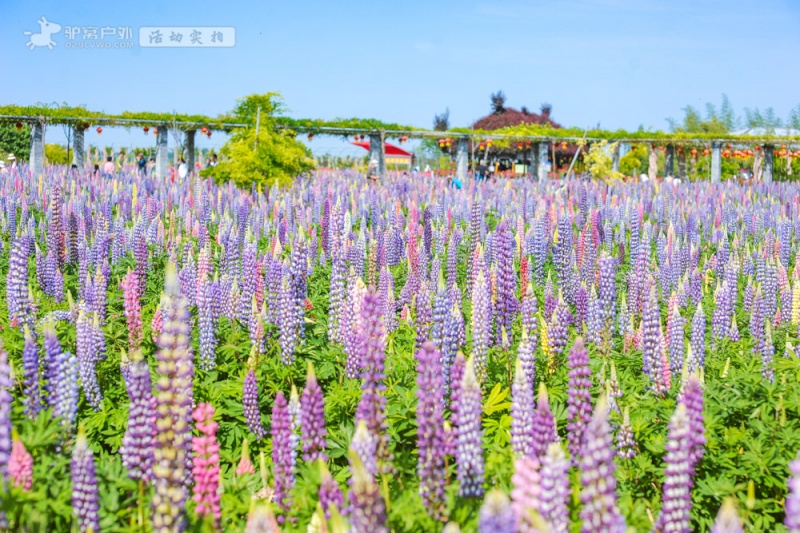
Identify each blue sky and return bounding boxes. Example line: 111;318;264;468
2;0;800;156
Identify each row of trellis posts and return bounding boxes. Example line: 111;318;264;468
1;115;789;183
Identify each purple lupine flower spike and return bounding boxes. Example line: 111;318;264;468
471;267;491;382
301;362;327;462
690;303;705;374
71;426;100;533
654;403;693;533
578;397;626;532
539;443;569;533
318;459;345;519
355;291;392;472
151;262;194;532
415;340;447;521
271;390;294;522
21;326;42;417
348;447;388;533
479;489;518;533
681;374;705;474
785;450;800;531
243;357;265;440
567;338;592;465
511;358;535;458
531;382;558;462
457;355;484;498
120;351;156;483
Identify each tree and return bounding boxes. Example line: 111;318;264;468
0;123;30;161
491;91;506;114
45;144;69;165
433;108;450;131
202;128;314;188
203;92;314;187
229;92;286;124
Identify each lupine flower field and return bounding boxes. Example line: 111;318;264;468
3;166;800;532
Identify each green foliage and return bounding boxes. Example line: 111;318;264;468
201;128;314;188
44;143;69;165
0;123;30;161
620;144;649;176
583;140;622;181
228;92;287;125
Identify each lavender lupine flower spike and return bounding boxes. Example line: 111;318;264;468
711;498;744;533
301;362;327;462
511;358;535;458
531;382;558;462
120;351;156;483
681;374;705;474
71;426;100;533
243;357;265;440
654;403;693;533
567;338;592;464
21;327;42;417
0;343;11;486
271;390;294;522
479;489;518;533
457;355;484;498
785;450;800;531
318;459;344;520
348;447;388;533
616;406;636;459
578;397;626;533
415;341;447;521
355;291;392;472
539;443;569;533
151;262;194;532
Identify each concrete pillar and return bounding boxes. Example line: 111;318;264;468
611;142;621;174
72;126;85;169
538;142;549;181
186;129;196;175
711;141;722;183
763;144;773;183
155;126;169;179
369;132;385;178
530;142;541;181
665;145;675;177
456;137;468;181
678;148;686;179
30;121;44;178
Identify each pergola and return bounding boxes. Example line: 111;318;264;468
2;112;798;183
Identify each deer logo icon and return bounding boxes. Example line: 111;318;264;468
24;17;62;50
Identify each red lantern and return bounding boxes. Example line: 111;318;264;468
525;141;531;148
143;126;149;134
702;149;709;157
445;138;451;147
96;126;103;135
153;128;158;135
206;130;212;138
201;127;208;134
307;133;314;142
83;123;90;130
15;122;22;131
690;148;698;156
560;141;567;150
479;143;485;150
517;142;524;150
486;139;493;146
